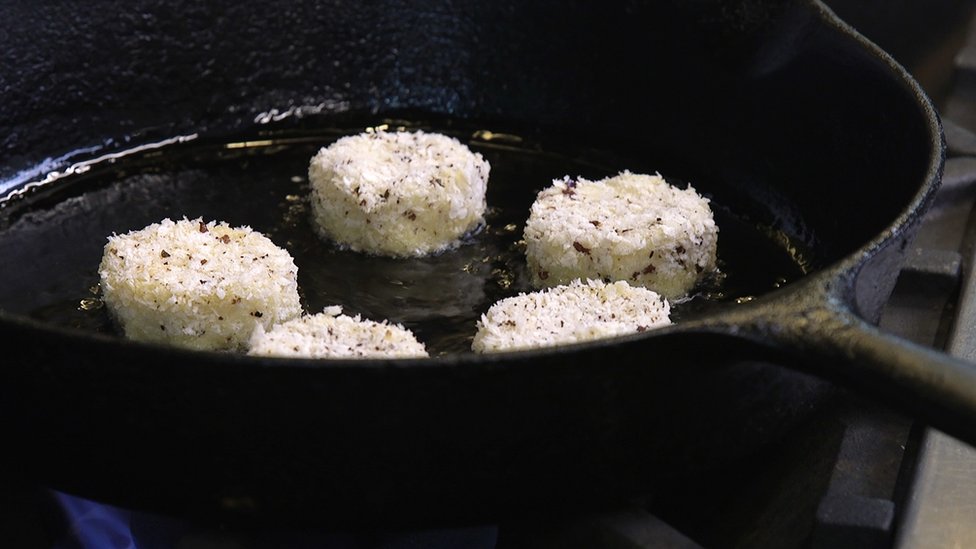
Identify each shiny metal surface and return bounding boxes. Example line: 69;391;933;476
894;254;976;547
896;431;976;547
895;111;976;548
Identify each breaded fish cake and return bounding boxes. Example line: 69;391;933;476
98;218;302;351
248;306;428;359
524;171;718;300
472;279;671;353
308;129;490;257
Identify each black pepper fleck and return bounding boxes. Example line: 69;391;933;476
573;241;591;255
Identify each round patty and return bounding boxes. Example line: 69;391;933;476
308;129;490;257
99;218;302;351
524;171;718;300
248;306;428;358
472;279;671;353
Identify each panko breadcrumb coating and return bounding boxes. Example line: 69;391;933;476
524;171;718;300
248;306;429;358
472;279;671;353
98;218;302;351
308;129;490;257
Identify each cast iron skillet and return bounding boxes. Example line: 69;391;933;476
0;0;971;527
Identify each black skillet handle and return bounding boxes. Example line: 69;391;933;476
760;300;976;446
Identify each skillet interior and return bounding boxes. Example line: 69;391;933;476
0;4;937;345
0;0;941;527
0;117;812;353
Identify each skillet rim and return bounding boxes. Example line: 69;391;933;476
805;0;946;301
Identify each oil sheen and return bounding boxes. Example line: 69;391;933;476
0;124;810;356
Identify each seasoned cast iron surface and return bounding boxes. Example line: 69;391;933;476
0;120;809;353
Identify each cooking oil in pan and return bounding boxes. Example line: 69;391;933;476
0;123;811;355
